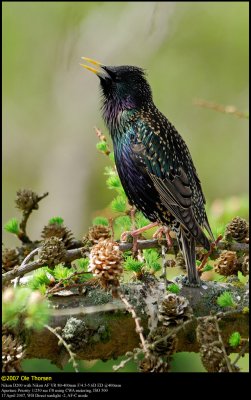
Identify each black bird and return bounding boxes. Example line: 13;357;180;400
81;57;214;286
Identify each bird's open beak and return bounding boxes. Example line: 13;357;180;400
80;57;111;79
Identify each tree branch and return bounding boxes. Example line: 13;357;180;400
18;192;49;243
2;239;249;285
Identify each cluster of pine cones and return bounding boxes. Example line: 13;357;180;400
2;328;25;372
214;216;249;277
196;316;239;372
214;251;249;277
174;216;249;278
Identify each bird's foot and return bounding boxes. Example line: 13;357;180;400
121;222;159;257
153;226;173;248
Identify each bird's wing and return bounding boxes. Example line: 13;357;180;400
131;124;210;246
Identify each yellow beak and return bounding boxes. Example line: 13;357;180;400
80;56;103;75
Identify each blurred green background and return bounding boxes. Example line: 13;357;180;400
3;2;248;372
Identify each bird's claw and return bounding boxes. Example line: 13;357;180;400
121;231;131;242
153;226;173;248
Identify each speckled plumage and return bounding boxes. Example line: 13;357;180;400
88;64;214;286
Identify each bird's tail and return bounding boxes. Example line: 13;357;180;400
203;214;215;242
177;226;200;286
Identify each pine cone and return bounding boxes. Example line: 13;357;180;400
39;237;66;267
196;316;232;372
2;248;19;272
89;239;123;289
196;316;218;344
225;217;249;242
241;255;249;276
138;356;170;373
151;333;177;357
2;334;25;372
214;250;239;276
200;343;224;372
41;223;74;249
88;225;111;243
175;252;186;270
15;189;39;211
158;294;193;327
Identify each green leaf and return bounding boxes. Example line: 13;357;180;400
167;283;180;294
75;258;89;271
28;268;51;291
135;212;150;229
111;196;127;213
109;152;115;162
96;141;108;153
74;259;93;282
229;332;241;347
143;249;161;272
237;270;248;285
106;175;122;191
114;216;131;231
217;291;236;308
49;216;64;225
92;216;109;226
4;218;19;234
104;166;115;176
3;287;31;327
3;287;50;330
212;224;226;239
52;264;73;281
124;256;144;273
25;298;50;330
202;264;213;272
36;283;47;295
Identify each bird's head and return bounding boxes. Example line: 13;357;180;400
81;57;152;125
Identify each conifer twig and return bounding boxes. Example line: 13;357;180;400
232;339;249;367
94;126;111;155
46;271;91;295
213;316;233;372
19;192;49;243
20;248;40;269
194;99;249;119
118;291;149;355
45;325;79;372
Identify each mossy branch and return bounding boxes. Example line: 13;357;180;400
23;281;249;368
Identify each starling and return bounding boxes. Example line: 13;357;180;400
81;57;214;286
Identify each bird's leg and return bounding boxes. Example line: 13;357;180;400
130;206;136;230
121;222;159;242
160;245;168;286
153;226;173;248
